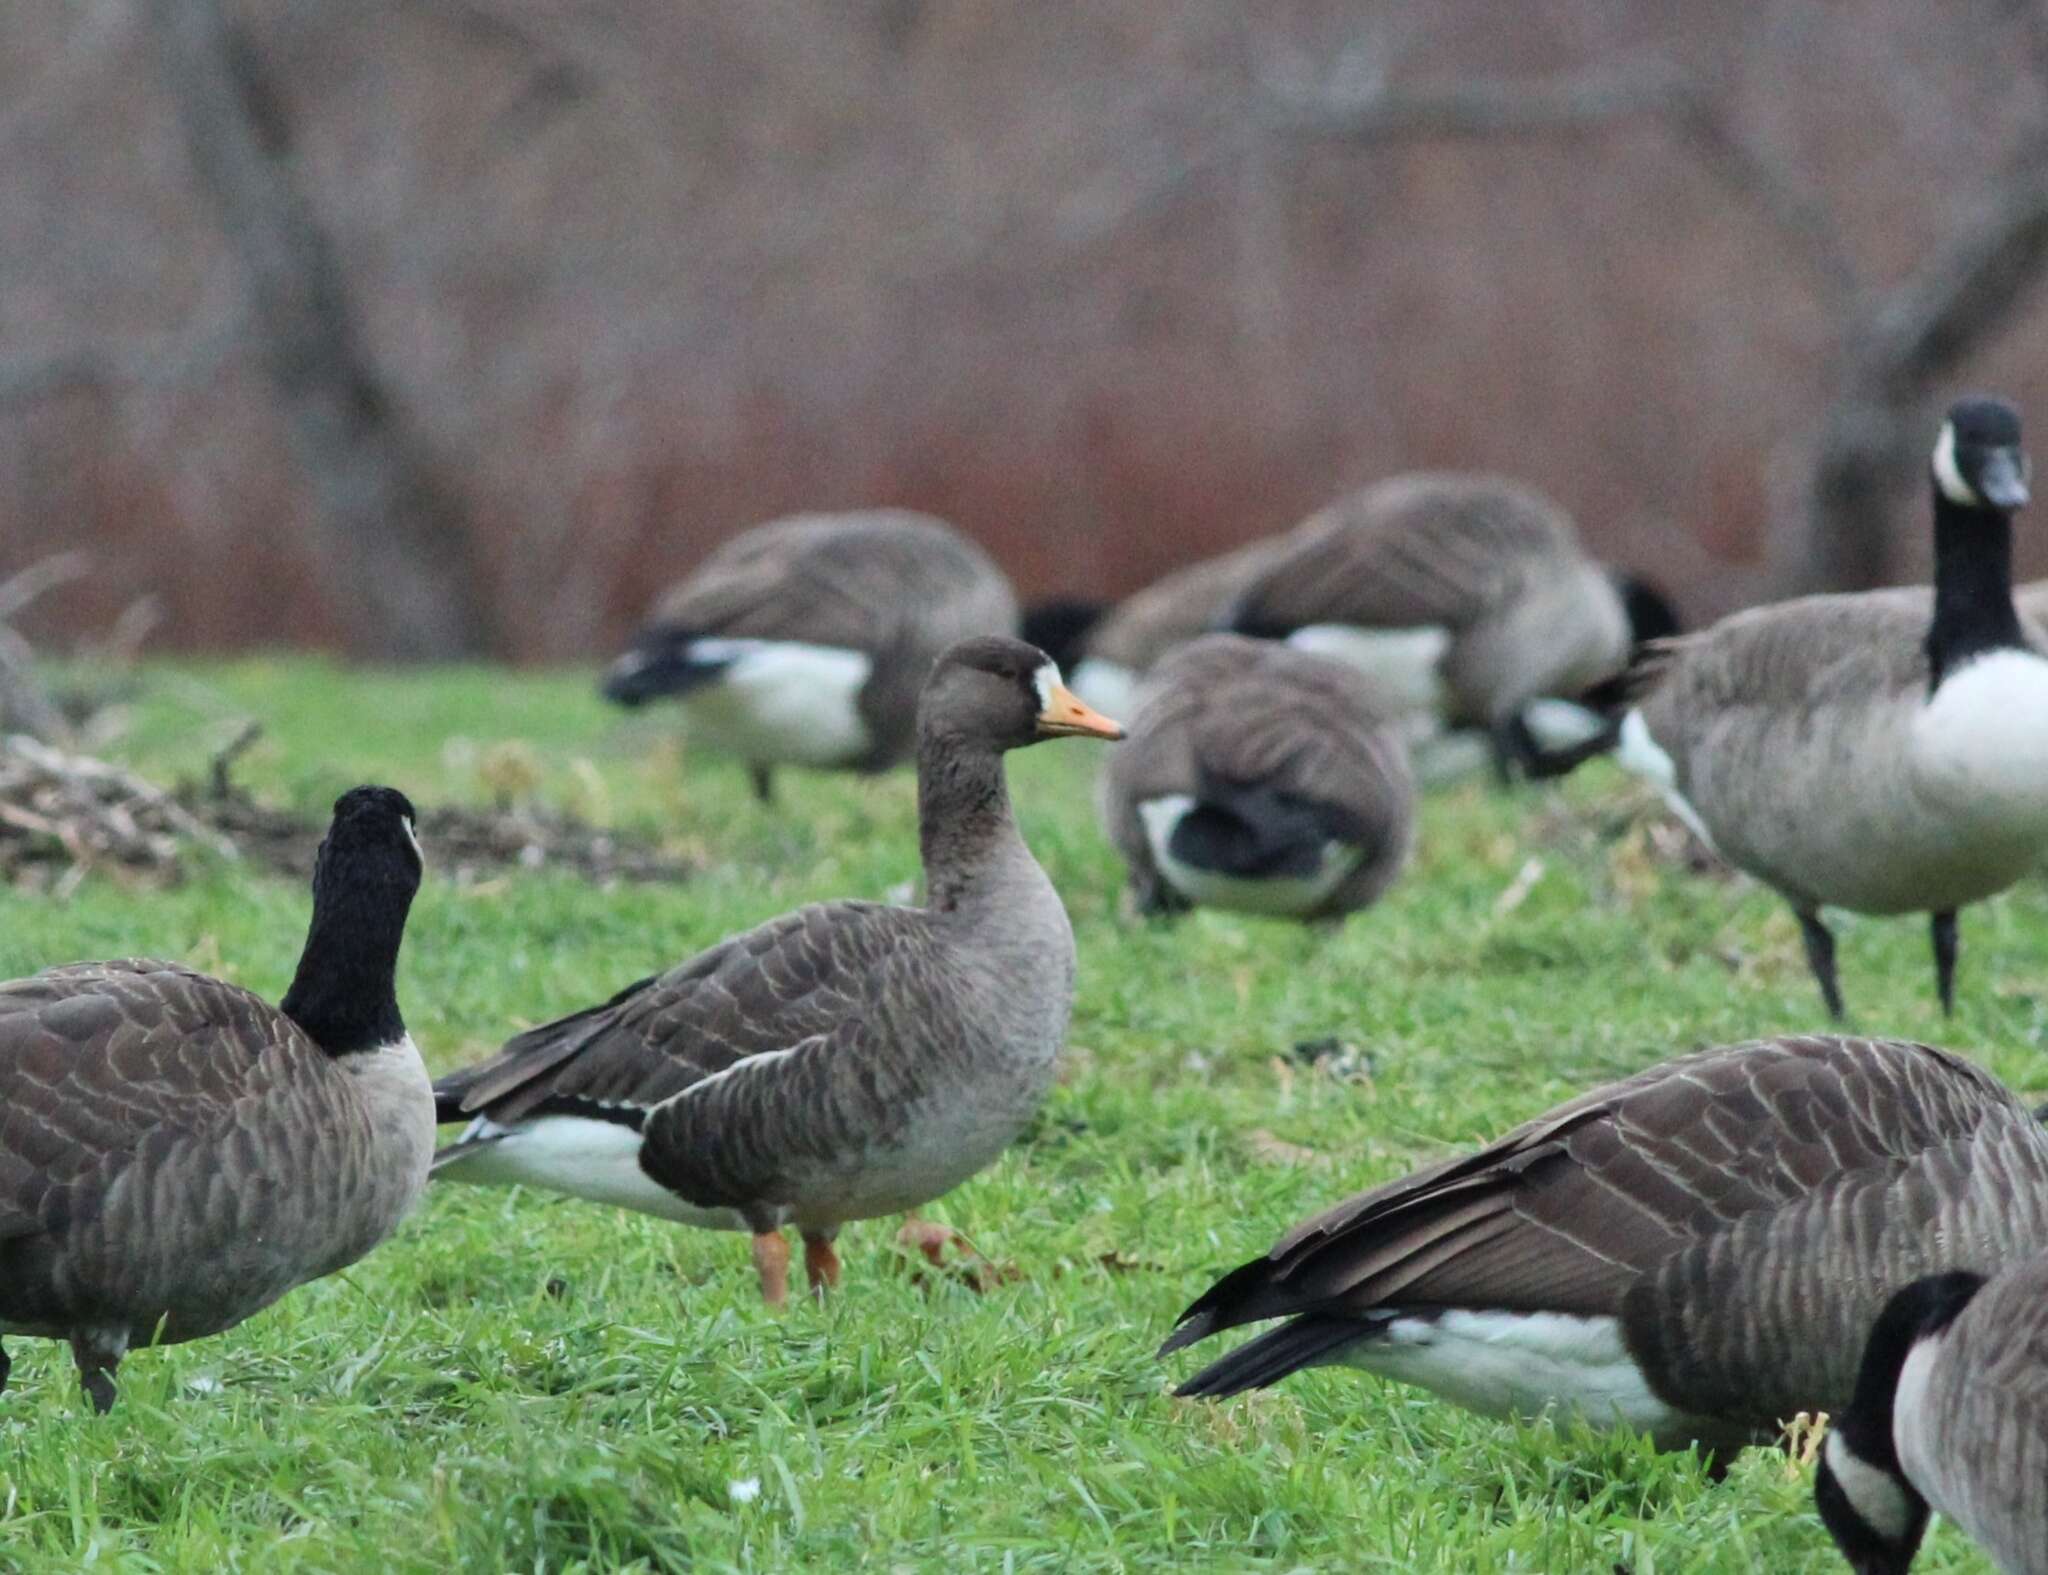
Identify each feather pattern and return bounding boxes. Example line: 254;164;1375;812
1097;634;1413;918
1165;1036;2048;1449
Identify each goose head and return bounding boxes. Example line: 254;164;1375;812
920;636;1124;750
1814;1270;1984;1575
1934;398;2029;511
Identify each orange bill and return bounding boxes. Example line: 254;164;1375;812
1036;684;1125;740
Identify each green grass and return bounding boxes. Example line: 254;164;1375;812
1;655;2033;1572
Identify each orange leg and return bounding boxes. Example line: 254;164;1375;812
802;1232;842;1296
752;1230;791;1308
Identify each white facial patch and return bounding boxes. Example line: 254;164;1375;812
1933;420;1976;506
1033;662;1061;712
1824;1430;1918;1543
401;816;422;861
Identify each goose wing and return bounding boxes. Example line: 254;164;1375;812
1227;474;1582;638
433;900;942;1203
0;960;307;1241
1165;1037;2046;1422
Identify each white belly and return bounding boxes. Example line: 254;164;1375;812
1285;624;1452;717
1911;648;2048;827
1354;1310;1700;1446
679;640;873;767
1137;794;1361;917
440;1115;750;1231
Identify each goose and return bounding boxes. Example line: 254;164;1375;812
1097;633;1414;920
1218;473;1678;780
1613;397;2046;1018
434;637;1123;1305
1069;539;1286;721
1816;1261;2048;1575
602;510;1020;802
1162;1034;2048;1462
0;786;433;1411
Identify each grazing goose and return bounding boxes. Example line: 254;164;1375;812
0;787;433;1411
1162;1035;2048;1460
1817;1261;2048;1575
1219;473;1677;779
1070;539;1285;720
1097;634;1414;919
602;510;1020;802
1615;398;2046;1018
435;638;1123;1305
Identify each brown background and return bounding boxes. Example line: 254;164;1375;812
7;0;2048;659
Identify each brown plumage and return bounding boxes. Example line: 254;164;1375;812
1097;634;1413;919
602;510;1019;800
0;787;433;1411
1163;1036;2048;1456
438;637;1124;1304
1222;473;1633;733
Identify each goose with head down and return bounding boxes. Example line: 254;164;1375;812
603;509;1020;802
437;637;1123;1304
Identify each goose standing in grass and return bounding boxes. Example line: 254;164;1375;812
1097;634;1413;919
1219;473;1678;780
1816;1261;2048;1575
435;637;1122;1306
602;509;1019;802
1069;539;1286;720
0;787;432;1412
1614;397;2046;1018
1163;1035;2048;1463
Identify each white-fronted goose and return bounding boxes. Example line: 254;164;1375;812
602;510;1020;801
1615;398;2048;1018
436;637;1123;1305
1163;1035;2048;1461
1097;634;1414;920
1070;539;1286;721
1817;1261;2048;1574
0;787;433;1411
1219;473;1677;779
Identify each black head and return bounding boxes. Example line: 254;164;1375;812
281;785;422;1053
919;635;1125;750
1610;571;1683;647
1814;1271;1985;1575
1934;397;2029;511
1019;599;1109;672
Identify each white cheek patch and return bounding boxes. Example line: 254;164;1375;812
1033;663;1061;712
1933;421;1977;506
402;816;422;861
1824;1430;1917;1543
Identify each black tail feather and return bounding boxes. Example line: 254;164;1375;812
1171;1315;1373;1398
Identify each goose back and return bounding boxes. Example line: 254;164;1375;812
0;960;433;1348
1225;474;1630;723
1166;1036;2048;1448
1098;634;1413;918
630;510;1019;770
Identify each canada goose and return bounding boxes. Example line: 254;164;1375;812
602;510;1020;802
1218;473;1677;779
1816;1261;2048;1575
0;787;432;1411
1162;1035;2048;1460
1070;539;1286;720
1097;634;1414;919
435;638;1123;1305
1615;397;2046;1018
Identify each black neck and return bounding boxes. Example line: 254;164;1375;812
279;871;411;1055
917;732;1018;912
1926;482;2024;688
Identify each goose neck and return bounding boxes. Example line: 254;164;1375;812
1927;487;2024;688
279;871;412;1055
917;732;1024;912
